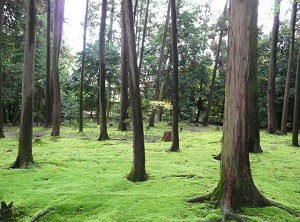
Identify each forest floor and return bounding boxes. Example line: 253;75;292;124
0;121;299;221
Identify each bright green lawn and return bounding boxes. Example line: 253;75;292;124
0;122;299;221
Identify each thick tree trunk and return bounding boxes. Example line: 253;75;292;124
148;0;170;128
0;0;5;138
11;0;37;169
281;1;297;135
292;47;300;147
169;0;179;152
188;0;271;218
118;0;129;132
51;0;65;136
123;0;147;182
79;0;89;132
267;0;281;134
44;0;52;128
98;0;110;141
202;0;228;126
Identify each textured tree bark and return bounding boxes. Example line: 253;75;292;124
123;0;147;182
118;0;129;132
0;0;5;138
51;0;65;136
292;47;300;147
148;0;170;128
98;0;110;141
169;0;179;152
267;0;281;134
281;1;297;135
188;0;271;218
11;0;37;168
202;0;228;127
79;0;89;133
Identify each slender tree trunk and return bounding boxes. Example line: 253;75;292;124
44;0;52;128
202;0;228;126
281;1;297;134
123;0;147;182
169;0;179;152
11;0;37;169
137;0;150;75
98;0;109;141
267;0;281;134
51;0;65;136
79;0;89;132
188;0;271;219
0;0;5;138
292;47;300;147
118;0;129;131
148;0;170;127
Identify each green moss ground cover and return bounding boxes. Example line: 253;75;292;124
0;122;299;221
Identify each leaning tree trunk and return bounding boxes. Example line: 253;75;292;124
11;0;37;169
188;0;272;219
169;0;179;152
51;0;65;136
118;0;129;132
267;0;281;134
148;0;170;128
0;0;5;138
281;1;297;135
79;0;89;132
123;0;147;182
202;0;228;127
292;47;300;147
98;0;110;141
44;0;52;128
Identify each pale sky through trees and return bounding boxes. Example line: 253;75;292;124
63;0;291;52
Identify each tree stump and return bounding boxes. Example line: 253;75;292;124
162;131;172;142
0;201;13;220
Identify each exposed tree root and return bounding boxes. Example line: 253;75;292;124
222;204;246;222
30;207;55;222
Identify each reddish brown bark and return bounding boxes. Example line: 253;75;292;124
0;0;5;138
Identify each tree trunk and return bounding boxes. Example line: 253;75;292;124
281;1;297;135
267;0;281;134
292;47;300;147
202;0;228;126
148;0;170;128
11;0;37;169
0;0;5;138
98;0;110;141
118;0;129;132
44;0;52;128
169;0;179;152
51;0;65;136
123;0;147;182
188;0;271;218
79;0;89;132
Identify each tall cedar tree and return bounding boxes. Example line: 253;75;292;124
202;0;228;127
169;0;179;152
118;0;129;131
0;0;5;138
188;0;274;219
281;1;297;134
123;0;147;182
292;47;300;146
148;0;170;128
98;0;110;141
79;0;89;132
51;0;65;136
11;0;37;168
267;0;281;134
45;0;52;128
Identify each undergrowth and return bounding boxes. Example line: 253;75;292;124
0;122;299;221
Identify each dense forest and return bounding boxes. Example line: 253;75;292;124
1;0;300;221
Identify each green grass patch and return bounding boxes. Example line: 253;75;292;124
0;123;300;221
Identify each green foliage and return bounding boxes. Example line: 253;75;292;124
0;124;299;221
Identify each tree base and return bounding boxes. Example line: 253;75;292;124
127;168;148;182
98;132;110;141
10;156;34;169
